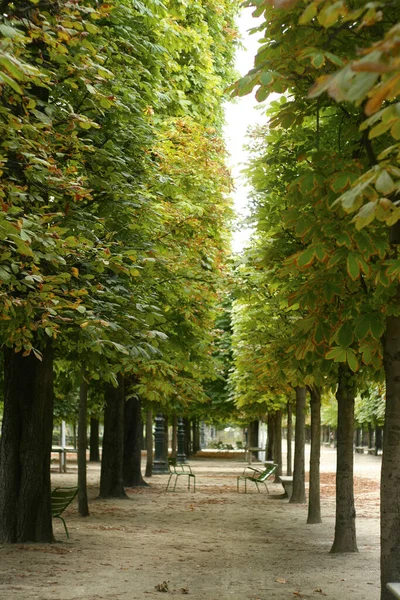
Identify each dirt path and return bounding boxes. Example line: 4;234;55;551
0;448;381;600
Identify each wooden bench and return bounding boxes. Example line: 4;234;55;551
51;486;78;538
387;583;400;599
355;446;364;453
279;475;293;499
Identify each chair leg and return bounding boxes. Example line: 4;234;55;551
57;515;70;539
166;473;173;491
255;482;260;493
173;475;179;491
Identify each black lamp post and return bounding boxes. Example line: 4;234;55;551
152;413;169;474
176;417;187;463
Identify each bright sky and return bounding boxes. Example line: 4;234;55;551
223;7;266;253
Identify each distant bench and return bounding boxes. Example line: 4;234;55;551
51;447;78;473
279;475;293;500
354;446;378;455
244;447;266;464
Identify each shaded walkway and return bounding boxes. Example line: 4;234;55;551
0;448;381;600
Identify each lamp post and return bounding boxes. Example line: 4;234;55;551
152;414;169;474
176;417;187;464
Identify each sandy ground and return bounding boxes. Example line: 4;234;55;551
0;446;382;600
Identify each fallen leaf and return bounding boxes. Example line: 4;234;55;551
276;578;287;584
155;581;169;592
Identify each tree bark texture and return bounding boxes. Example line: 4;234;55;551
0;345;54;543
193;420;201;454
89;418;100;462
287;400;293;476
307;386;322;524
381;301;400;599
267;413;274;462
99;376;127;498
145;411;153;477
123;396;148;487
249;420;259;461
273;410;282;482
184;418;191;457
330;364;358;553
290;387;306;504
78;376;89;517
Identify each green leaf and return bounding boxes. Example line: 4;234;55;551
0;71;23;94
260;71;274;86
346;348;359;372
337;322;353;347
370;315;384;340
347;253;360;280
375;170;395;195
325;346;347;362
299;3;317;24
296;246;315;269
354;315;371;339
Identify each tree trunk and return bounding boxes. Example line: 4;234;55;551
330;364;358;553
123;396;148;487
287;400;293;476
78;375;89;517
145;411;153;477
290;387;306;504
273;410;282;482
0;345;54;543
89;418;100;462
267;413;275;462
249;420;259;460
184;418;191;457
307;386;322;524
99;375;127;498
193;420;201;454
171;415;178;459
381;295;400;599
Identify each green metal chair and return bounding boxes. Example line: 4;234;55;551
166;458;196;492
51;486;78;538
237;463;277;494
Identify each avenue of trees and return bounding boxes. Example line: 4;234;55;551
0;1;400;599
229;0;400;598
0;0;238;542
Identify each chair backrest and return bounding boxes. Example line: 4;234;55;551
257;465;277;482
51;486;78;517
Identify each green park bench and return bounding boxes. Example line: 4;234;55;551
51;486;78;539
